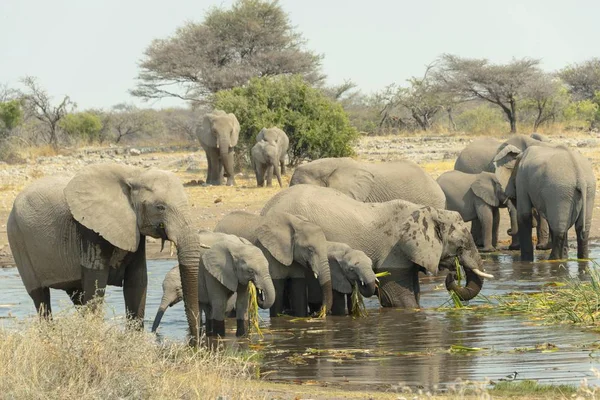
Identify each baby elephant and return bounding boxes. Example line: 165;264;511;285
437;171;518;252
151;265;236;333
198;231;275;337
307;242;377;316
251;127;289;187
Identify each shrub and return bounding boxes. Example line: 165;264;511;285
59;112;104;144
455;104;507;135
213;75;359;168
563;99;599;130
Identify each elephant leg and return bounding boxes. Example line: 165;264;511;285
81;267;110;308
470;219;483;247
66;288;84;306
346;293;352;316
265;165;274;187
475;202;495;252
536;215;551;250
378;268;420;309
306;274;322;314
30;287;51;319
255;163;265;187
576;225;590;260
123;240;147;328
217;161;224;186
289;278;308;317
270;279;286;318
200;302;212;335
210;297;228;337
491;207;500;248
235;286;249;337
280;159;286;175
331;290;347;316
517;197;535;261
204;147;217;185
549;231;568;260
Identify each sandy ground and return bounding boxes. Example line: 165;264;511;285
1;133;599;267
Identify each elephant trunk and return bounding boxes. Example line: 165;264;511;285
273;162;283;188
358;280;377;298
175;230;202;345
315;258;333;313
219;136;234;186
151;306;167;333
254;273;276;310
445;249;484;301
506;199;519;236
151;292;181;332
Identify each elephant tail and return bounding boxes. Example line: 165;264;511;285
577;177;587;234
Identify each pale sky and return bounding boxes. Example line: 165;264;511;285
1;0;599;110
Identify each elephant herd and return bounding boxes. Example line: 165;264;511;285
6;114;596;343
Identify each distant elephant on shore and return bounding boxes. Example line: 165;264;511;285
289;158;446;209
437;171;518;252
501;145;595;261
251;127;289;188
196;110;240;186
6;164;201;332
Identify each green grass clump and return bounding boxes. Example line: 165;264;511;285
490;380;577;396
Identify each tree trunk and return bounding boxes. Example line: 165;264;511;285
509;98;518;133
447;107;457;131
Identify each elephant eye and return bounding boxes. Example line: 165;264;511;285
156;204;166;211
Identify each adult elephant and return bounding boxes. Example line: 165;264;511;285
7;164;203;334
289;158;446;209
196;110;240;186
251;127;289;188
501;145;595;261
215;210;332;317
437;171;518;252
262;185;493;308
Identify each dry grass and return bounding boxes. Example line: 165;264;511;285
0;305;261;399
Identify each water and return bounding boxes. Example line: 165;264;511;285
2;247;600;390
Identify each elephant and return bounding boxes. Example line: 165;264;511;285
196;110;240;186
195;230;274;337
251;127;289;188
289;157;446;209
214;210;332;317
454;133;551;249
261;185;493;309
306;241;377;316
151;265;239;333
499;145;596;261
7;164;203;333
437;171;518;252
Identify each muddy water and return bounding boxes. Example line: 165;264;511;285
1;247;600;390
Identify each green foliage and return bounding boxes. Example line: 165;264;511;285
454;104;506;134
0;100;23;137
563;99;599;129
213;75;359;167
59;112;103;143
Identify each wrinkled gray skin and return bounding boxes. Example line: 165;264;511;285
251;127;289;188
306;241;377;316
262;185;492;308
454;133;551;250
290;158;446;209
196;110;240;186
7;164;201;334
214;210;332;317
151;265;238;333
194;231;275;337
437;171;518;252
501;145;596;261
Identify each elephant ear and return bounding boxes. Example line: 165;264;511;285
202;243;238;292
471;173;499;207
493;144;521;190
255;213;294;266
399;207;444;275
64;164;140;252
327;167;375;201
228;113;240;147
327;243;353;294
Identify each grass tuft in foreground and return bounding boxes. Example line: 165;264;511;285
0;306;259;399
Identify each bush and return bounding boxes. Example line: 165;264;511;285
563;99;600;130
213;75;359;168
455;104;507;135
59;112;103;144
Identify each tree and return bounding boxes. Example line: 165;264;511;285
559;58;600;101
59;112;103;143
0;100;24;138
435;55;541;133
213;75;359;167
107;104;162;143
21;76;74;148
521;74;570;130
131;0;322;103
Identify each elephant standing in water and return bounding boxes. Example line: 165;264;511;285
215;210;333;317
262;185;492;308
196;110;240;186
501;145;596;261
251;127;289;187
437;171;518;252
290;157;446;209
7;164;203;332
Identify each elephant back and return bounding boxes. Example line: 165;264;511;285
214;211;261;243
454;138;502;173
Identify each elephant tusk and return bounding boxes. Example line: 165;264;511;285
375;278;380;284
200;243;211;249
170;241;175;257
160;238;166;253
472;268;494;279
360;280;365;286
314;272;318;279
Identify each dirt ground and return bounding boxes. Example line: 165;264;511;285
1;132;599;267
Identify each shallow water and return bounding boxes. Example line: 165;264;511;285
2;246;600;390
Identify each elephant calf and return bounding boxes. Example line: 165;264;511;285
307;241;377;316
251;127;289;187
437;171;518;252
